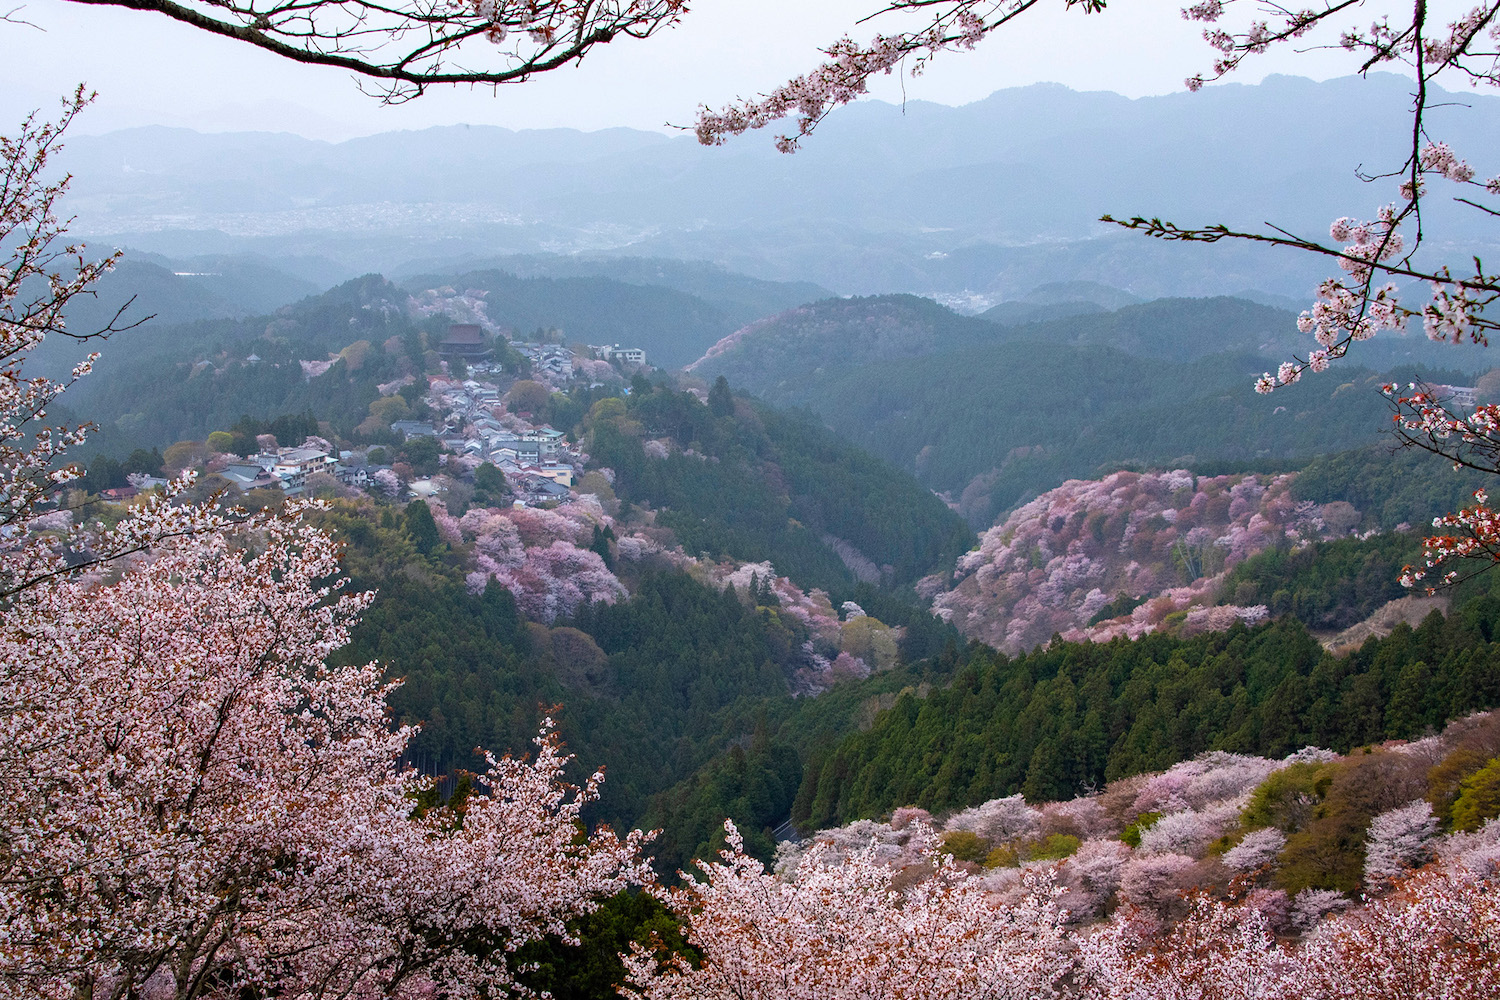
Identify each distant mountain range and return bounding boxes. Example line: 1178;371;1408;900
399;261;831;367
41;251;833;379
59;74;1500;302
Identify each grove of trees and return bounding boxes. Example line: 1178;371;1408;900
0;97;652;998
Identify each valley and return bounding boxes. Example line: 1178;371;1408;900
11;64;1500;1000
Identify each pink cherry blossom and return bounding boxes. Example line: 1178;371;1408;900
626;820;1071;1000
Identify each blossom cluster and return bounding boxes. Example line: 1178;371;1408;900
407;284;501;333
443;499;626;621
1381;384;1500;587
636;718;1500;1000
627;820;1072;1000
933;470;1327;653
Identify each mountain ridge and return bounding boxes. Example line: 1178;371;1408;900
58;74;1500;299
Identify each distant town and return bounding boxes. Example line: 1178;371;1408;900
106;323;651;511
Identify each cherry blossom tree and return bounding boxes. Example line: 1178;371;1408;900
1223;828;1287;873
371;466;402;497
0;101;651;999
489;538;626;621
1132;751;1284;815
1078;893;1297;1000
1055;839;1132;922
1117;852;1197;911
1364;799;1439;887
2;513;651;995
623;820;1071;1000
1135;803;1239;857
945;793;1043;844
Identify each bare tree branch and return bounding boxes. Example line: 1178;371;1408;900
61;0;686;101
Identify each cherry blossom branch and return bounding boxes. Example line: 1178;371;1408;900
61;0;687;103
0;5;41;27
1103;197;1500;393
0;90;141;560
692;0;1105;151
1372;383;1500;588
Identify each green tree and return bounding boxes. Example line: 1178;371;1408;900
405;499;441;555
1452;758;1500;831
474;461;510;505
708;375;734;419
162;440;208;473
369;395;411;424
591;524;616;570
403;435;442;477
123;448;164;475
506;380;551;414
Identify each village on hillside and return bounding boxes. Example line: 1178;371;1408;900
101;320;652;512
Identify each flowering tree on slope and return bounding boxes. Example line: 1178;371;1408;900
0;99;650;999
1078;859;1500;1000
622;820;1071;1000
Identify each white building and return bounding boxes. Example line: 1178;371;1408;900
595;344;646;366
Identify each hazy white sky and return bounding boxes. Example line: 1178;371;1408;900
1;0;1367;139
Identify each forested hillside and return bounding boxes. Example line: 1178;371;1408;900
582;380;973;593
313;492;966;877
688;294;1491;528
55;261;833;454
59;274;428;454
791;597;1500;832
404;259;831;367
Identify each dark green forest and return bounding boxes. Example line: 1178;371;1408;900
1219;533;1421;631
807;345;1408;526
584;380;974;592
790;599;1500;831
1290;442;1493;530
342;570;796;835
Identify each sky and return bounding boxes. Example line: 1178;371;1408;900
0;0;1379;140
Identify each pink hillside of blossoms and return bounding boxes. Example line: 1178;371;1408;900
442;499;626;623
643;713;1500;1000
931;470;1343;654
691;712;1500;1000
436;498;891;693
